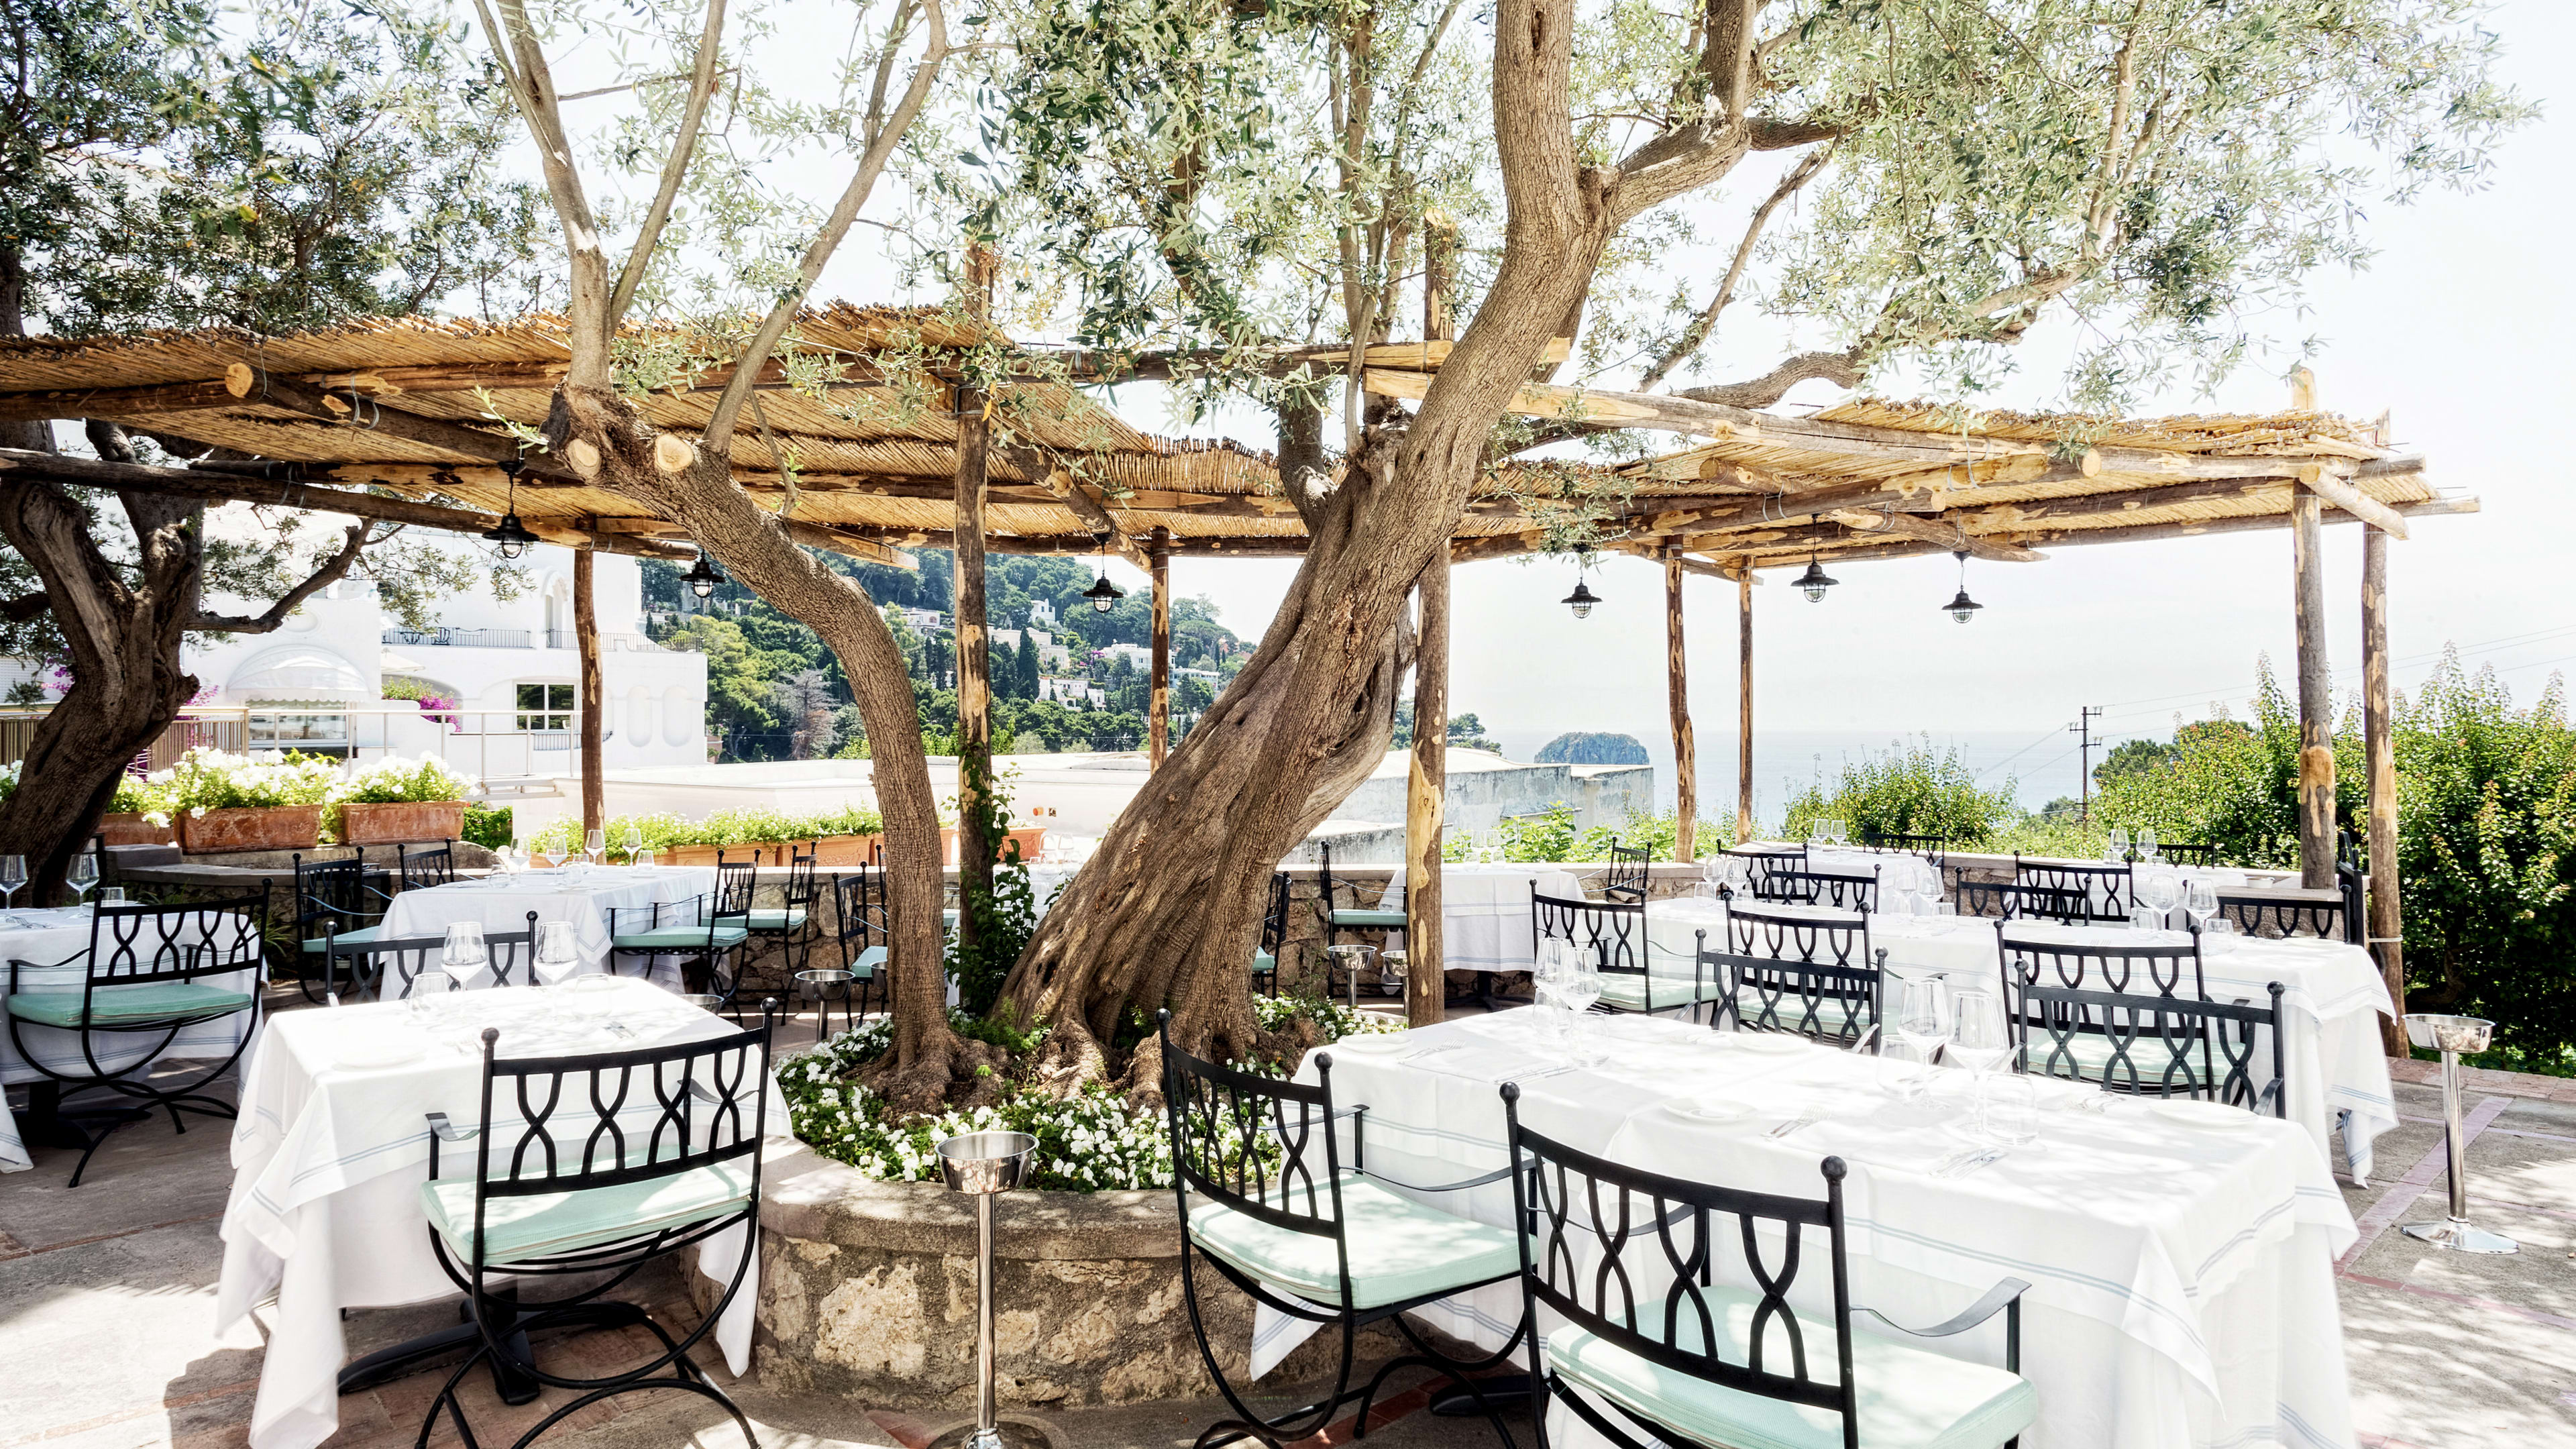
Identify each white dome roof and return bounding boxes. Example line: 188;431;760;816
227;645;371;704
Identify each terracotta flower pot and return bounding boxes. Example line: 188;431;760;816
339;800;466;846
180;804;323;854
659;843;724;867
810;834;881;866
97;812;180;848
1004;826;1046;863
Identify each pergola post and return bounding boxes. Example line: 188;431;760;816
1665;549;1696;862
953;246;998;920
1736;571;1754;843
1404;557;1448;1027
2289;366;2339;889
2363;523;2406;1053
1148;526;1171;768
573;545;604;837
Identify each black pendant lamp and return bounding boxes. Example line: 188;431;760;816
1942;549;1983;623
1560;543;1601;619
1795;551;1838;603
1082;532;1125;613
684;549;726;599
479;459;539;560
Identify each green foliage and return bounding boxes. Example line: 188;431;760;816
163;749;339;812
1391;704;1503;753
946;757;1036;1018
1536;732;1650;765
337;755;474;805
525;804;884;857
1440;803;1680;863
1780;739;2021;847
2096;738;2178;786
460;804;513;851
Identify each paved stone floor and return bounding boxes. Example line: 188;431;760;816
4;998;2571;1449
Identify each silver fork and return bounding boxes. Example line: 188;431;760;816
1937;1147;2006;1178
1767;1114;1818;1138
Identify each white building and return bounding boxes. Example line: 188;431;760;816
1026;598;1057;627
889;605;946;631
183;535;708;777
1038;676;1106;707
1098;642;1151;672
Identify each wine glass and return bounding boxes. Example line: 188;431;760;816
2139;870;2180;924
623;823;645;865
2184;879;2219;938
584;828;606;868
1558;955;1605;1065
0;854;23;911
533;920;582;985
1947;989;2017;1136
1887;975;1953;1106
407;967;456;1020
2106;826;2131;865
64;852;99;908
441;921;489;991
2136;826;2160;863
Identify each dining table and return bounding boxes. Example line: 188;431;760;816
1259;1008;2359;1449
1643;896;2398;1181
377;864;718;984
1371;863;1588;973
1;903;261;1173
216;975;771;1449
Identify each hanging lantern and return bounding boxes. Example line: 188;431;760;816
1942;549;1982;623
479;460;539;560
684;550;726;599
1560;542;1601;619
1795;552;1837;603
1083;532;1125;613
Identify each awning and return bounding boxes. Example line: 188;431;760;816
228;645;370;704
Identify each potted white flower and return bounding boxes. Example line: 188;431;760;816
166;749;340;853
333;756;478;845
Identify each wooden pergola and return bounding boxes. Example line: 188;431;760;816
0;317;2472;1032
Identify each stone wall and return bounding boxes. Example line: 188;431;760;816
733;1140;1395;1410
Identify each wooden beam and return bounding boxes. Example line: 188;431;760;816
1666;551;1696;863
2363;523;2405;1053
2292;490;2337;888
1737;574;1754;844
227;368;585;480
574;547;604;837
2299;464;2409;539
1826;509;2045;562
1405;554;1448;1027
1995;495;2477;551
777;519;919;569
1148;527;1171;769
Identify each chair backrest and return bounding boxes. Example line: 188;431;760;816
1501;1084;1860;1448
1858;830;1945;867
459;1010;774;1267
1316;841;1342;920
1725;845;1806;900
1697;930;1881;1046
1956;879;2097;924
2214;891;2347;943
1723;901;1873;970
1532;888;1645;976
1258;870;1294;957
293;851;382;935
1601;846;1651;904
1157;1014;1354;1301
2014;981;2286;1115
833;868;885;951
2151;842;2224;867
780;847;820;908
2011;857;2132;922
398;841;458;892
711;860;756;922
63;896;266;991
321;912;539;1000
1762;867;1878;913
1996;924;2207;1000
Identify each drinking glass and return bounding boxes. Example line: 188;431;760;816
0;854;23;909
623;824;645;864
2183;879;2219;937
2139;870;2179;918
407;967;457;1020
1825;819;1849;847
2137;826;2160;863
585;828;606;867
1558;959;1605;1065
1948;989;2017;1134
2106;826;2131;864
441;921;489;990
1985;1074;2041;1150
534;920;581;985
2199;918;2237;957
1888;975;1954;1107
98;887;125;905
64;852;99;908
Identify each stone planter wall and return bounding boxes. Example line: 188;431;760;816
727;1140;1394;1411
338;800;467;845
177;804;323;854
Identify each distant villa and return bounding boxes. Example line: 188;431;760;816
1535;731;1650;765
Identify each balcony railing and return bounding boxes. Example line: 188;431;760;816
383;627;532;649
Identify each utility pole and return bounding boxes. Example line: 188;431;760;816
2070;705;2103;820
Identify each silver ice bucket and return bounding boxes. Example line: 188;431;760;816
937;1130;1037;1195
2403;1014;2493;1055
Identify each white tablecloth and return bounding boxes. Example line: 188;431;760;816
1373;864;1585;974
1;906;260;1173
217;977;770;1449
1645;900;2398;1180
1261;1010;2357;1449
379;867;718;980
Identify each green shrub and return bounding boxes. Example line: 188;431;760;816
461;804;513;850
1780;737;2019;847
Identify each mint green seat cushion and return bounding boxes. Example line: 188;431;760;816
747;908;808;931
1546;1287;2036;1449
1331;908;1409;928
2027;1031;2206;1088
302;924;386;952
421;1159;755;1265
1252;951;1277;975
612;924;749;951
1596;972;1725;1012
7;981;254;1028
1187;1172;1522;1310
849;946;888;980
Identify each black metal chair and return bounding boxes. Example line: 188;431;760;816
288;851;396;1002
1760;865;1880;912
1157;1014;1528;1449
1252;869;1291;998
745;846;822;977
2011;857;2133;923
1956;880;2099;924
607;861;755;1008
415;1008;775;1449
1315;841;1407;951
3;895;267;1186
1719;902;1882;1044
832;867;890;1018
2214;892;2349;943
1718;845;1806;902
317;912;539;1002
1533;887;1705;1016
1600;845;1651;904
1859;830;1947;867
1996;924;2212;1089
1499;1083;2036;1449
397;840;460;892
2012;979;2288;1114
2147;842;2225;867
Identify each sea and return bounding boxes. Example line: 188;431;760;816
1483;727;2105;827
